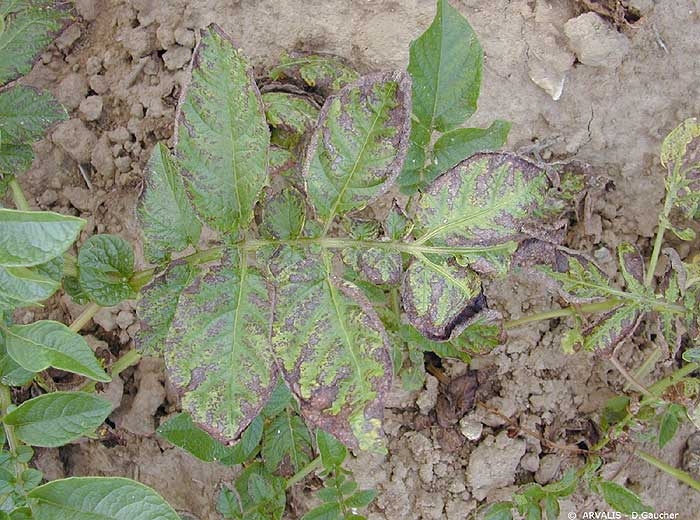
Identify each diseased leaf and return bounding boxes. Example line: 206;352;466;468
384;200;411;240
579;304;643;353
260;186;306;240
28;477;180;520
408;0;482;132
617;243;646;295
0;209;84;267
0;1;69;84
262;408;312;474
402;257;485;341
0;85;67;144
596;480;652;515
424;120;511;187
658;403;684;448
0;264;60;309
541;254;612;304
135;260;197;355
660;118;700;220
263;92;319;149
176;24;269;234
412;153;551;259
165;249;276;442
78;234;136;306
269;146;300;184
270;52;359;94
303;72;411;227
270;246;392;451
341;246;402;286
138;142;201;264
5;320;110;381
3;391;112;447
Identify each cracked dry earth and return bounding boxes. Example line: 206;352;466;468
10;0;700;518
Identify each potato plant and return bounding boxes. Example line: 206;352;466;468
1;0;699;519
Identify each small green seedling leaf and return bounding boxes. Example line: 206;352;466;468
78;234;136;306
260;186;306;240
383;200;411;240
270;246;391;451
176;24;269;234
0;1;69;84
3;391;112;447
481;501;514;520
270;52;359;94
0;85;67;145
304;71;411;227
27;477;180;520
262;408;312;474
138;142;201;263
228;462;286;520
165;250;276;442
658;403;685;448
402;258;485;340
0;209;84;267
4;320;110;381
136;260;197;355
595;480;652;515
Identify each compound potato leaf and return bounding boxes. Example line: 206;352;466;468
5;320;110;381
78;234;136;306
408;0;482;132
0;209;84;267
165;249;276;442
3;391;112;447
0;264;60;309
138;142;201;264
303;71;411;227
270;52;359;95
176;24;269;235
135;260;197;355
28;477;180;520
0;1;69;84
401;257;485;341
0;85;67;145
270;246;392;451
413;152;550;253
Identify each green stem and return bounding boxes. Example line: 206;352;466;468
636;449;700;493
82;349;141;393
69;302;101;333
505;299;623;329
644;162;679;287
0;384;27;475
8;178;30;211
285;456;323;490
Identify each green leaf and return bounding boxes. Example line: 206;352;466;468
0;340;34;386
596;480;652;515
383;200;411;240
401;257;485;341
270;246;392;451
0;209;84;267
135;260;197;355
542;469;578;497
542;255;614;303
0;85;67;144
481;501;514;520
270;52;359;94
78;234;136;306
407;0;482;132
301;502;342;520
4;320;110;381
0;1;68;84
303;72;411;226
165;249;276;442
220;414;264;465
412;153;551;258
316;429;347;470
262;409;312;473
263;92;319;149
3;391;112;447
217;485;238;518
230;462;286;520
658;403;684;448
423;120;511;186
541;495;559;520
176;24;269;234
0;141;32;176
260;187;306;240
138;142;201;263
157;412;232;463
0;264;60;309
27;477;180;520
345;489;377;509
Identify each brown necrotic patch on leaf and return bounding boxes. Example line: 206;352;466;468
401;258;487;341
340;247;402;286
269;246;392;452
164;250;276;443
303;71;412;226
